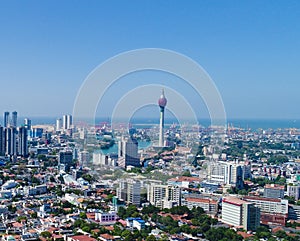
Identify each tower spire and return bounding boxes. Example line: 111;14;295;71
158;89;167;147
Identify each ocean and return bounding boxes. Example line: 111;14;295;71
20;117;300;130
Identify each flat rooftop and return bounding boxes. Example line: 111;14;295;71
223;196;250;206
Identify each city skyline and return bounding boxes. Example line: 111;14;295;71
2;2;300;239
0;1;300;119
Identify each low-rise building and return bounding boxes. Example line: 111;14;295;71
67;235;96;241
264;184;285;199
182;197;218;214
24;185;47;196
95;212;117;225
133;218;146;230
0;205;8;214
0;190;12;199
243;196;288;226
126;217;146;230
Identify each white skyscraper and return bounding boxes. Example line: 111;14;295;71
56;118;62;131
63;115;68;130
67;114;72;129
62;114;72;130
24;118;31;129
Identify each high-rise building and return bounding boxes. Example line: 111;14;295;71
147;183;181;209
5;127;17;156
242;162;252;179
158;89;167;147
117;179;141;206
67;114;72;129
208;161;244;189
222;196;260;231
62;115;68;130
31;128;43;138
118;136;140;168
56;118;62;131
227;163;244;189
93;152;117;166
11;111;17;127
18;126;28;157
59;150;74;171
24;118;31;130
3;112;9;128
79;150;89;167
62;114;73;130
0;126;5;155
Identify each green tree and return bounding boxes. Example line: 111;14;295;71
40;231;52;238
121;230;133;241
79;212;87;219
16;216;27;222
31;212;38;218
112;223;122;236
146;235;156;241
275;230;288;239
180;224;191;233
7;205;17;213
182;170;192;177
82;225;91;233
38;154;48;161
255;226;271;239
141;205;160;215
205;227;243;241
117;206;126;219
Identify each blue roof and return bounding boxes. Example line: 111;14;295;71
126;217;145;223
135;219;145;224
126;217;135;221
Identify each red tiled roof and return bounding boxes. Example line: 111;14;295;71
104;226;114;231
223;196;250;206
244;196;281;203
237;231;254;238
100;233;115;240
272;226;284;233
12;222;23;228
186;197;217;204
70;235;96;241
169;176;200;182
86;213;95;219
265;184;284;190
53;234;63;239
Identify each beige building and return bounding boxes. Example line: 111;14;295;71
147;183;180;209
222;196;260;231
182;197;218;214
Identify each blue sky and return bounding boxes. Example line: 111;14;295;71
0;0;299;120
